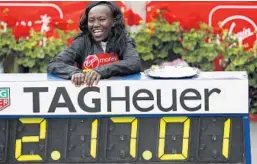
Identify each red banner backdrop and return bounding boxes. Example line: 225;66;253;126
1;1;257;70
146;1;257;70
0;1;127;30
2;1;257;44
146;1;257;48
0;1;143;39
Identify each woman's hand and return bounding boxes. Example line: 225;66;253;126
71;73;86;87
71;70;101;87
85;70;101;87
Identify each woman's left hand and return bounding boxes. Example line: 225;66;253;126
85;70;101;87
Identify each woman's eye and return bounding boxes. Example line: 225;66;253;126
88;19;94;23
100;19;106;21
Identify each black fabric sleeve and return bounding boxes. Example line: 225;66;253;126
47;36;85;79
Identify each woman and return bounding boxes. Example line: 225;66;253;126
47;1;141;87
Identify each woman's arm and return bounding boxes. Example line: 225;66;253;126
94;36;142;79
47;36;85;79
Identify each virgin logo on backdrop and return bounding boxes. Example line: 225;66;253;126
209;5;257;48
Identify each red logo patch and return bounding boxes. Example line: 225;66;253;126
209;5;257;48
83;53;119;72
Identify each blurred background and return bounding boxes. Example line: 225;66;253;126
0;1;257;162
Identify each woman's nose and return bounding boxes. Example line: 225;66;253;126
93;20;101;27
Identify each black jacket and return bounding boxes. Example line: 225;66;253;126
47;34;141;79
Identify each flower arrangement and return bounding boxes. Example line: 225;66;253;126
0;7;80;73
0;27;78;73
132;9;257;114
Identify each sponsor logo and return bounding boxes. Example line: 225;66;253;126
84;55;100;71
0;88;10;111
24;86;221;113
209;5;257;47
83;53;119;72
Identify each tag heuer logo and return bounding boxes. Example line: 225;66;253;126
0;88;10;111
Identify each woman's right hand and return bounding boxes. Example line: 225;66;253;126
71;73;86;87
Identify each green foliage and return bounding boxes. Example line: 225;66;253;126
0;28;78;73
0;28;16;61
132;13;257;114
132;16;181;62
133;13;257;86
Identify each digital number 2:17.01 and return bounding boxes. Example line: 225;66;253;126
14;117;231;161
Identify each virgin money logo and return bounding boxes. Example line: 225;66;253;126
83;53;119;72
209;5;257;48
83;55;100;70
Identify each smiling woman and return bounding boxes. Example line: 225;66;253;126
87;4;113;42
47;1;141;87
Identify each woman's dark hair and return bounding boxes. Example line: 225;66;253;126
79;1;127;56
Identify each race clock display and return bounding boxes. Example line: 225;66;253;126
0;116;246;163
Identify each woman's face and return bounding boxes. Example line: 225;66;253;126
87;5;114;42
